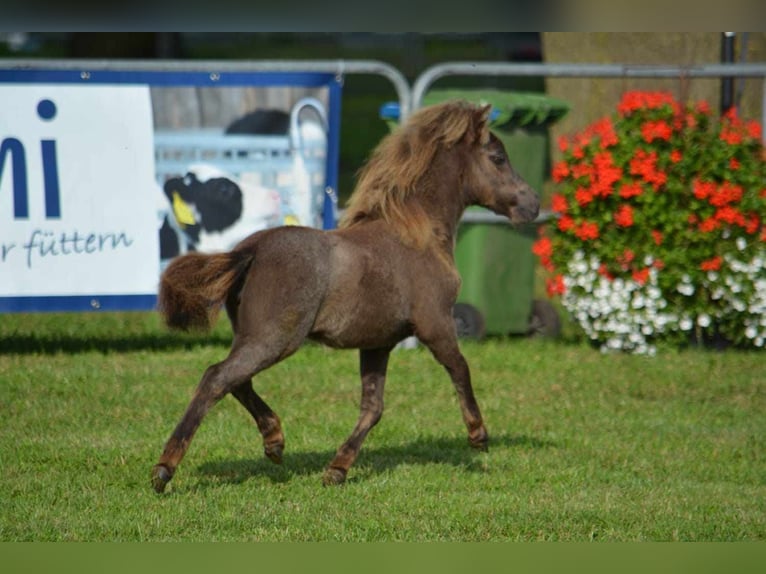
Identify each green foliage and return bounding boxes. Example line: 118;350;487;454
1;312;764;541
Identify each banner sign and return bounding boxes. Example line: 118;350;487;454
0;69;341;312
0;85;159;309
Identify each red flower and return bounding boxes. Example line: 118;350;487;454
588;117;619;148
709;182;743;207
558;215;575;232
532;236;553;259
632;267;650;285
532;237;555;271
746;120;762;140
714;206;746;227
557;136;569;152
614;204;635;227
571;162;593;182
699;217;720;233
729;157;741;170
551;193;569;214
720;129;743;145
552;161;570;183
574;221;599;241
546;275;566;297
670;149;682;163
745;213;760;235
618;91;678;116
696;100;711;114
619;182;643;199
720;110;746;145
629;149;666;190
598;263;614;280
700;256;723;272
693;179;716;200
651;230;663;245
617;248;635;270
641;119;673;143
574;186;594;207
591;151;622;197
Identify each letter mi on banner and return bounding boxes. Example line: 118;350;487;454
0;66;342;312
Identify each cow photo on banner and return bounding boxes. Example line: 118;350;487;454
152;86;330;271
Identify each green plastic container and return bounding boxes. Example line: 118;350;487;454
453;213;539;335
380;90;569;337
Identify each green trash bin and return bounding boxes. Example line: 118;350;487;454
379;90;569;338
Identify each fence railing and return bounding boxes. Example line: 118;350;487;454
409;62;766;140
2;58;414;118
7;59;765;132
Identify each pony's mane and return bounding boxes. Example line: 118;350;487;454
339;100;490;249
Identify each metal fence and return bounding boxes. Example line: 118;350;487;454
409;62;766;140
5;58;765;133
2;58;412;116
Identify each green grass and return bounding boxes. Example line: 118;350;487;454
0;312;764;541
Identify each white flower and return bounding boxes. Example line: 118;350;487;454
697;314;711;328
679;317;693;331
736;237;747;251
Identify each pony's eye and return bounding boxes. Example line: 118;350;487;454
490;154;506;166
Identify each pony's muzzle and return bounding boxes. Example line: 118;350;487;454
509;187;540;224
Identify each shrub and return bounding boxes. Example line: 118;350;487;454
534;91;766;354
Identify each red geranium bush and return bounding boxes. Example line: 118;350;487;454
535;91;766;354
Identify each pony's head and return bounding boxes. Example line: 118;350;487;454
456;103;540;225
340;100;539;246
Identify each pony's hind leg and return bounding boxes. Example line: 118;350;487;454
323;347;392;485
151;339;292;493
225;290;285;464
231;381;285;464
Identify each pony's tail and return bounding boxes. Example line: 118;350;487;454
158;250;255;332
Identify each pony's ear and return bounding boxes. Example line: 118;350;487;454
469;104;492;145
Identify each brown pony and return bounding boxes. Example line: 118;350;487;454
151;100;539;492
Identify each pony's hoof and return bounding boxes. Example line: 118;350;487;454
151;464;173;493
469;435;489;452
264;444;283;465
322;467;347;486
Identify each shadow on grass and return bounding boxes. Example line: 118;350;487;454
0;332;232;355
194;433;556;488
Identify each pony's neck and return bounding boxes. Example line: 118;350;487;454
423;151;470;255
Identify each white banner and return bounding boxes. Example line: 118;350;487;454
0;85;159;297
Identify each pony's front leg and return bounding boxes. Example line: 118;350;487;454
418;321;488;451
323;347;392;485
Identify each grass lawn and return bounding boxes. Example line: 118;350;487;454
0;311;764;541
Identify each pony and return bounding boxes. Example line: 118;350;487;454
151;100;540;492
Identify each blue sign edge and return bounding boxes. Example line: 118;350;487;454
0;295;157;313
